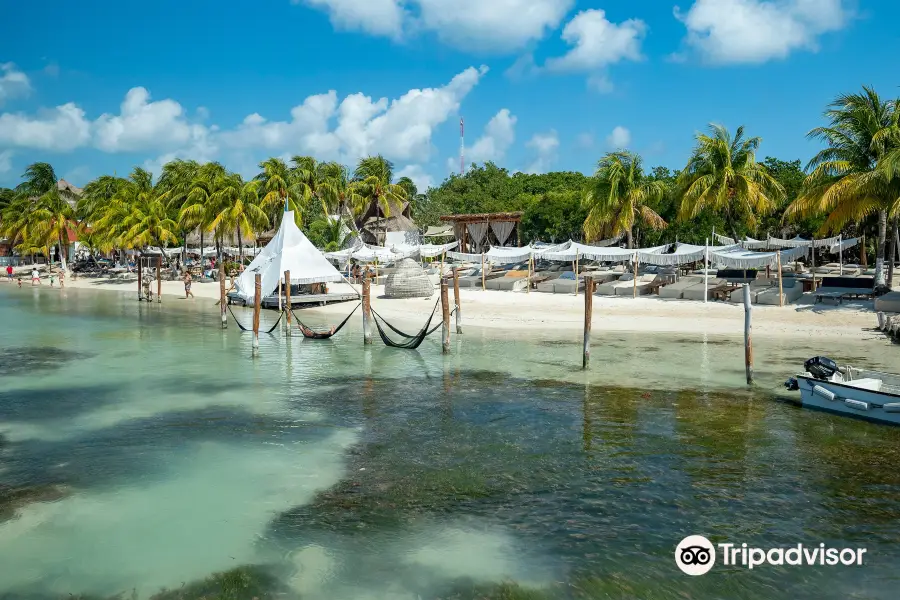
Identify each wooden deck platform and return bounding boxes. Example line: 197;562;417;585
227;291;358;309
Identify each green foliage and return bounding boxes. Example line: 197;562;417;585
149;565;291;600
520;191;586;243
306;216;355;251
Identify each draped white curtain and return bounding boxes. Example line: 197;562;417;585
491;221;515;247
467;222;489;252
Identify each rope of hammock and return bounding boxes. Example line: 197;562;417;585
370;298;440;349
289;303;361;339
226;304;284;333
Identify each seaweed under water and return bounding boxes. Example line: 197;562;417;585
0;346;89;377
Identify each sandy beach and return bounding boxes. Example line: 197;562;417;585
5;267;883;342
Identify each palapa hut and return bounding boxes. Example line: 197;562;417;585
440;212;523;253
358;199;419;247
384;258;434;298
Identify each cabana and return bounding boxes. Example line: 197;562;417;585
440;212;523;252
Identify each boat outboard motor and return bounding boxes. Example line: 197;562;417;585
804;356;840;381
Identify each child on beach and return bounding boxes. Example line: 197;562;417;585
31;268;40;285
59;270;65;288
50;273;56;287
17;277;22;288
183;271;194;299
5;265;12;282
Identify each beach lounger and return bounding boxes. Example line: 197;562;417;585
486;270;529;291
875;291;900;313
658;277;703;299
756;279;804;305
458;269;505;288
595;274;632;296
614;274;660;296
726;277;777;304
814;276;876;304
682;278;726;301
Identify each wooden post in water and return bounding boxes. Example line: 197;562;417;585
526;254;531;294
137;257;143;301
777;251;784;307
362;271;372;345
453;267;462;334
284;270;292;336
440;280;451;354
156;256;162;303
219;260;227;328
252;273;261;355
583;276;594;369
574;249;580;297
743;283;753;385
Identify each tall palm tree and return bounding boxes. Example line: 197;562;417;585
207;173;268;260
11;162;79;270
582;151;667;247
352;155;407;245
158;159;201;257
785;88;896;286
256;157;309;228
317;161;364;232
116;167;178;250
179;161;228;256
678;124;785;241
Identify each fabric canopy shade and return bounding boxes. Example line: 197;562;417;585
710;245;807;269
539;243;669;262
234;210;345;303
639;243;739;266
326;241;458;264
714;233;856;252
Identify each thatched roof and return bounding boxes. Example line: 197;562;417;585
57;179;83;197
440;212;522;224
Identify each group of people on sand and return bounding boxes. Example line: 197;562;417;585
4;265;65;288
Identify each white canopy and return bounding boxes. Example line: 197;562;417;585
234;210;345;302
714;232;855;252
710;245;807;269
640;243;739;266
539;243;669;263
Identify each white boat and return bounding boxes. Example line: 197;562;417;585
785;357;900;425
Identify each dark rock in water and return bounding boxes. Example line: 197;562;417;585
433;579;556;600
0;346;89;377
0;483;70;523
149;565;296;600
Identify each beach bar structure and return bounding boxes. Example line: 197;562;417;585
440;212;523;253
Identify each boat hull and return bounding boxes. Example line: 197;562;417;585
794;376;900;426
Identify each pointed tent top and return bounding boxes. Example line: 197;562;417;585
234;210;345;302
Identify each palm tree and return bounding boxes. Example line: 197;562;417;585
11;162;79;270
785;88;896;286
179;162;228;257
582;151;667;247
678;124;785;241
116;167;179;250
30;191;77;272
352;155;407;245
255;157;309;228
158;159;201;258
207;173;268;261
310;216;357;252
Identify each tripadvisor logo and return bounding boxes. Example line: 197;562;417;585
675;536;867;575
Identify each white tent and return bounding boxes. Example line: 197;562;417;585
234;211;345;303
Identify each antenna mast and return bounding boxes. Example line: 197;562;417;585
459;117;464;175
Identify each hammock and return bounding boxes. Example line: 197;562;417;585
370;298;441;349
226;304;284;333
290;303;361;339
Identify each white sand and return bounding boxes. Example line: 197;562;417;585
12;268;880;341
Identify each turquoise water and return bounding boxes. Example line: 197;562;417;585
2;286;900;599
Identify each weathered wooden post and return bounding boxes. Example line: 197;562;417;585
777;251;784;307
156;256;162;303
362;271;372;345
526;255;531;294
583;276;594;369
284;269;292;336
574;249;580;297
137;257;143;301
219;260;227;328
441;280;451;354
252;273;261;355
743;283;753;385
453;267;462;334
632;252;638;298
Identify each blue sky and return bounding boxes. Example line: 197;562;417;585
0;0;897;191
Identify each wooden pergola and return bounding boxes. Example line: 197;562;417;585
440;212;523;252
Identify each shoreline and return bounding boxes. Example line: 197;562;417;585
1;271;883;342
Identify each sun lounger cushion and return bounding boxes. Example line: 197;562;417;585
682;278;725;301
552;279;585;293
658;277;703;299
875;291;900;313
756;282;804;305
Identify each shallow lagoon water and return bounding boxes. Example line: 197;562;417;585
2;287;900;599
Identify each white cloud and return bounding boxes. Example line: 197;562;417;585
546;10;646;71
0;103;91;151
576;132;594;149
0;63;31;105
675;0;850;64
396;164;434;192
296;0;573;51
467;109;517;164
524;130;559;174
0;149;12;174
93;87;203;152
415;0;573;51
606;126;631;149
298;0;407;38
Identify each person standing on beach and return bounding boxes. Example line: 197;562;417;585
31;268;40;285
58;269;65;288
183;271;194;299
5;265;12;282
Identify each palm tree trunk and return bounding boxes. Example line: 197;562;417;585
888;217;899;288
625;227;633;249
200;229;205;265
58;233;68;274
237;225;243;266
875;210;888;287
